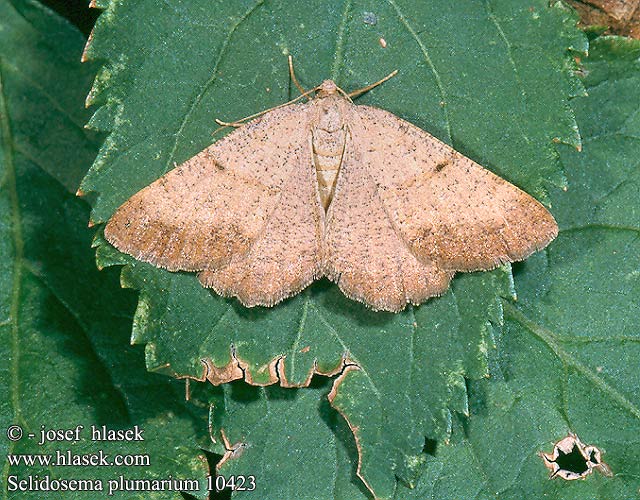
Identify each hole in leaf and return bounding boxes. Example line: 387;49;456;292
554;444;589;475
423;438;437;456
539;432;612;480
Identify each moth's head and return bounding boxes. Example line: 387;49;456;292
316;80;340;98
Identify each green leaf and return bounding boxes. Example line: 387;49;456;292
206;36;640;500
202;270;509;499
0;1;209;497
79;1;587;497
210;378;369;500
401;36;640;500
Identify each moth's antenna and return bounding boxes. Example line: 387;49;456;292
213;85;320;132
335;86;354;103
348;70;399;99
288;55;308;98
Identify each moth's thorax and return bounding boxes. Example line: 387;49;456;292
316;79;339;98
311;96;350;210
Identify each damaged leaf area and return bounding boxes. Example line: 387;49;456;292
205;272;508;499
204;379;368;500
80;0;587;498
539;432;612;480
112;263;511;498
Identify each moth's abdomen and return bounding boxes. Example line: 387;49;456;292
312;128;347;210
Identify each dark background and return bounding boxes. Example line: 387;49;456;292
41;0;97;36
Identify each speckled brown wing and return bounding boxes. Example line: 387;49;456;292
322;132;454;312
348;105;558;272
198;133;325;307
105;103;323;306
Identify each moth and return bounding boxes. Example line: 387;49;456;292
105;58;558;312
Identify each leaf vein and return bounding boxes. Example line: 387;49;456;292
310;303;382;400
331;0;352;82
504;301;640;421
485;0;532;145
384;0;453;144
560;223;640;235
287;290;311;382
20;260;133;421
164;0;265;173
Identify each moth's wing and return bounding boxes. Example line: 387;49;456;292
105;103;322;303
348;105;558;271
323;132;454;312
199;134;325;307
